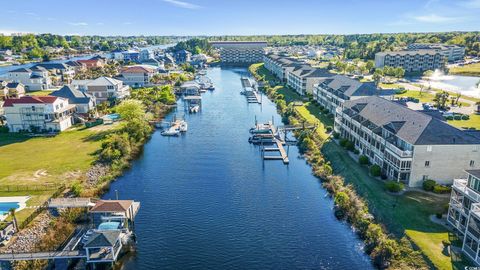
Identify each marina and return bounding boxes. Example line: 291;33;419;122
240;77;262;103
100;67;372;269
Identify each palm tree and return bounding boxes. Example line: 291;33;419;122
9;208;18;232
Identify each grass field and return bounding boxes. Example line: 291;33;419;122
449;63;480;76
27;90;54;96
252;63;466;270
448;114;480;130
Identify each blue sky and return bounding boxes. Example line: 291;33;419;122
2;0;480;36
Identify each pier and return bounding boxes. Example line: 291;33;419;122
240;77;261;104
262;139;289;164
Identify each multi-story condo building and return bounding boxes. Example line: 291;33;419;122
287;65;331;95
3;96;75;132
407;43;465;62
335;96;480;187
118;65;157;87
263;54;304;83
72;77;130;103
210;41;267;64
313;75;394;113
374;50;444;72
447;170;480;265
7;66;52;91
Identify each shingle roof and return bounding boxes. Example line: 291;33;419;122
121;65;156;73
6;82;23;89
34;63;70;70
50;85;93;104
376;49;441;57
343;96;480;145
9;68;31;73
84;230;120;248
87;76;122;86
3;96;59;107
318;75;386;97
467;170;480;179
90;200;133;213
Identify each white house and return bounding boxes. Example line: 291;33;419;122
7;66;52;91
118;65;157;87
3;96;75;132
73;77;130;103
50;85;96;114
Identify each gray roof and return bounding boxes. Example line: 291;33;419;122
9;68;31;73
343;96;480;145
6;82;23;89
50;85;94;104
34;63;70;70
291;66;331;78
318;75;383;97
84;230;121;248
467;170;480;179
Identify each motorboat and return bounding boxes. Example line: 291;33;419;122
161;127;180;136
189;105;200;113
250;122;273;134
179;121;188;132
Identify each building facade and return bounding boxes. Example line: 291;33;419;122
447;170;480;265
119;65;157;87
211;41;267;64
374;50;444;72
73;77;130;103
407;43;465;62
50;85;96;114
335;96;480;187
287;65;331;96
263;54;304;83
7;66;52;91
3;96;75;132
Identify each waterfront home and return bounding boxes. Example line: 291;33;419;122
335;96;480;187
313;75;394;113
407;43;465;62
1;82;26;98
33;63;76;85
7;66;52;91
174;50;192;64
139;49;155;62
73;76;130;103
78;58;105;69
3;96;75;132
287;65;332;95
50;85;96;114
447;170;480;265
118;65;157;87
65;60;87;72
210;41;267;64
375;49;444;72
180;81;201;96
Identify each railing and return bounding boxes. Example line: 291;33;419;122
385;142;413;158
454;179;480;203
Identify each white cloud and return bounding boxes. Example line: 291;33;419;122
0;29;34;35
69;22;88;26
412;14;459;23
24;12;37;16
163;0;201;9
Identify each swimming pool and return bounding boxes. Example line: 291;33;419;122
0;202;20;215
98;221;120;230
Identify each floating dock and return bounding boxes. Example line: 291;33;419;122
241;77;261;104
263;139;289;164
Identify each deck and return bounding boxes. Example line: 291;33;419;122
0;250;86;261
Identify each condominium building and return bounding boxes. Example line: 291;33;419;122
407;43;465;62
335;96;480;187
287;65;331;96
448;170;480;265
263;54;304;82
3;96;75;132
374;50;444;72
210;41;267;64
313;75;394;113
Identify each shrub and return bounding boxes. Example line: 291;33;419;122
436;213;443;219
325;126;333;133
318;105;325;110
370;165;381;177
395;89;407;94
454;115;462;120
327;113;334;119
446;116;454;120
462;114;470;120
385;181;404;193
359;155;369;165
0;126;8;133
339;138;348;147
345;141;355;151
422;179;436;191
70;182;83;197
332;132;340;139
353;149;360;155
433;184;451;194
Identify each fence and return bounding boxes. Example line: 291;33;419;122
0;184;63;192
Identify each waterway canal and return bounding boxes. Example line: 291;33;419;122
103;67;373;269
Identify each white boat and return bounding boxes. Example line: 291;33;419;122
189;105;200;113
161;127;180;136
179;121;188;132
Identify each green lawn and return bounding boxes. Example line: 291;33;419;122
252;62;467;270
0;128;109;186
395;90;438;103
449;63;480;76
27;90;54;96
448;114;480;130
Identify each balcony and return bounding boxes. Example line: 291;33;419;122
385;142;413;158
453;179;480;203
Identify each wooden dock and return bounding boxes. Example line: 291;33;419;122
262;139;289;164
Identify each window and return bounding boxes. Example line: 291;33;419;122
426;145;432;152
471;160;476;167
425;161;430;167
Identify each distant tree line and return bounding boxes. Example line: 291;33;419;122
171;38;212;54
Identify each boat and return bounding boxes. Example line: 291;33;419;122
248;134;275;144
189;105;200;113
161;127;180;136
179;121;188;132
250;122;273;134
208;84;215;90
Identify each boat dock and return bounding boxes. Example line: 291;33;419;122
263;138;289;164
241;77;261;104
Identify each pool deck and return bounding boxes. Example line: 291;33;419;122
0;196;30;221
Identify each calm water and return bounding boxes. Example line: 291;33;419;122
103;67;372;269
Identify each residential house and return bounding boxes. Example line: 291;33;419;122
7;66;51;91
73;77;130;103
3;82;26;98
65;60;86;72
34;63;76;85
3;96;75;132
118;65;157;87
174;50;192;64
313;75;394;113
78;58;105;69
447;170;480;265
50;85;96;114
139;49;155;62
287;65;332;95
122;50;140;63
336;96;480;186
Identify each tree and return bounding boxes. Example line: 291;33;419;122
373;69;383;85
433;91;449;109
394;67;405;79
116;99;146;122
365;60;375;73
9;208;18;232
